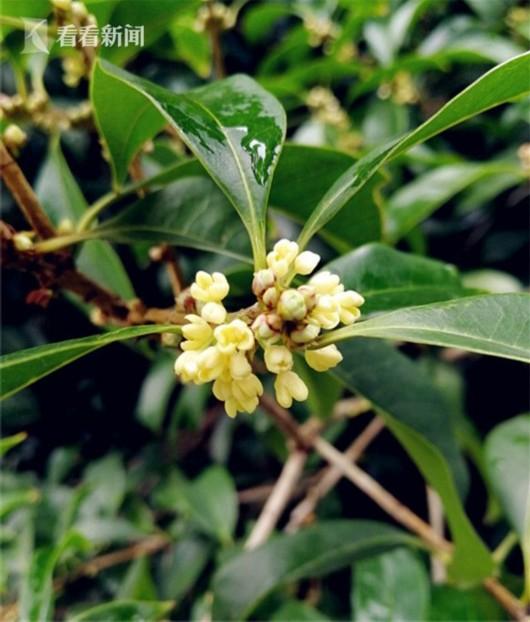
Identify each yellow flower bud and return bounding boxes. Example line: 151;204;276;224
72;1;88;19
191;271;229;302
262;287;279;308
264;345;293;374
252;313;282;342
181;314;213;350
214;319;254;354
13;232;34;251
335;290;364;325
252;268;276;297
57;218;74;235
310;295;340;329
290;322;320;344
305;345;343;372
200;301;227;325
274;371;308;408
3;124;27;151
297;285;317;311
229;352;252;379
267;239;299;278
278;289;307;321
294;250;320;275
52;0;72;11
174;350;200;383
309;271;343;295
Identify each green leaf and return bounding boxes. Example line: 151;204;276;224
297;52;530;248
0;488;40;519
321;294;530;363
92;59;286;265
485;415;530;595
21;531;90;622
93;177;251;263
324;243;467;314
330;339;494;582
385;162;523;242
67;600;174;622
117;557;158;601
135;357;176;432
272;601;331;621
0;325;179;400
212;520;418;621
159;537;211;603
0;431;27;457
182;466;238;544
270;145;382;250
351;548;430;622
36;138;135;299
429;585;505;621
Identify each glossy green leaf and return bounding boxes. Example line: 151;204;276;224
324;243;467;314
429;585;505;621
321;294;530;363
272;601;331;621
330;339;494;582
93;177;251;263
159;537;211;603
212;520;418;620
36;138;135;299
0;325;179;400
485;415;530;594
0;488;39;519
351;548;430;622
67;600;174;622
21;531;90;622
182;466;238;544
297;52;530;248
385;162;522;242
92;59;286;265
117;557;157;601
135;357;176;432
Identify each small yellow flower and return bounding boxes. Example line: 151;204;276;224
252;313;282;342
310;295;340;329
191;271;229;302
252;269;276;297
181;314;213;351
196;346;226;383
13;232;34;252
305;345;343;372
309;271;343;295
264;345;293;374
214;319;254;354
335;290;364;325
267;239;299;278
200;301;227;325
3;124;27;151
274;371;308;408
294;250;320;275
229;352;252;379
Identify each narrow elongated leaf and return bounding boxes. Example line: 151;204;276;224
331;339;494;582
351;548;430;622
21;531;90;622
92;60;286;264
0;325;179;400
93;177;251;263
36;139;134;299
385;162;522;242
324;243;466;313
320;294;530;363
298;52;530;248
485;415;530;595
212;520;417;621
67;600;174;622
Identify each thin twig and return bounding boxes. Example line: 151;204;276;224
259;394;527;622
0;142;56;238
426;486;447;584
246;448;308;549
286;416;384;532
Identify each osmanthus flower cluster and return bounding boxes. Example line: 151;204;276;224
174;240;364;417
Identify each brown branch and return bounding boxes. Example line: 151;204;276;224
286;416;384;532
0;142;56;239
259;394;527;622
245;448;308;549
54;534;169;592
427;486;447;583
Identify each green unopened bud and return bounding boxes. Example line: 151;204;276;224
278;289;307;321
252;268;276;298
262;286;279;308
3;124;27;151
